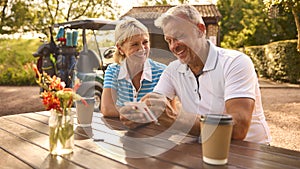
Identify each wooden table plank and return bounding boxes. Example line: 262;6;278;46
37;112;195;169
1;112;300;169
0;115;134;169
231;139;300;159
74;129;192;169
97;116;300;169
2;113;189;169
0;148;33;169
90;117;264;169
89;113;300;169
76;140;188;169
229;143;300;168
0;123;77;168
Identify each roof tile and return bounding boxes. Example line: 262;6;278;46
121;5;222;20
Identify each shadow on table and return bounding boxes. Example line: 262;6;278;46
74;126;93;140
40;154;73;168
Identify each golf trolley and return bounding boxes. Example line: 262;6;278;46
33;18;117;111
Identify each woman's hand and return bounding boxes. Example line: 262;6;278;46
119;105;152;129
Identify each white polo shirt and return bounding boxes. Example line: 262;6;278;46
154;41;271;144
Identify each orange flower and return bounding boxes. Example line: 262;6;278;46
41;91;61;111
32;64;84;115
33;64;41;77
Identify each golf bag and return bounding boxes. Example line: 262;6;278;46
32;27;78;88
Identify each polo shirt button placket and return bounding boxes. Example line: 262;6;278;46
133;89;138;102
195;89;201;100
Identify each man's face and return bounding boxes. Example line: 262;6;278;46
162;18;200;64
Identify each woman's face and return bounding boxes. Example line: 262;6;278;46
119;33;150;58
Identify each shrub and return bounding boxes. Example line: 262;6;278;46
242;40;300;84
0;39;40;86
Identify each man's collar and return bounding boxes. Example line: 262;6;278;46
203;40;218;72
177;63;189;74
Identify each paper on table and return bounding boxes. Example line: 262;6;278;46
124;102;159;125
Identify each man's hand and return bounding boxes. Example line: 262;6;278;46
142;93;200;136
119;105;151;129
141;93;177;128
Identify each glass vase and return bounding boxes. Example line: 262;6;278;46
49;108;74;155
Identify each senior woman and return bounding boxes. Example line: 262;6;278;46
101;17;166;120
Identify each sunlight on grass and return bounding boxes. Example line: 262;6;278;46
0;38;40;85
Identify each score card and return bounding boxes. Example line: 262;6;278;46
124;102;159;124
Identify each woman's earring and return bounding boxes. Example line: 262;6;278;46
118;48;124;56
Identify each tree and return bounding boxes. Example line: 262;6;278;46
0;0;34;34
218;0;296;49
30;0;119;34
264;0;300;51
0;0;119;35
217;0;278;48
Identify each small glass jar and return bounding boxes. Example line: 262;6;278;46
49;109;74;155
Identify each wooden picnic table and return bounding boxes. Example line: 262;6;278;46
0;111;299;169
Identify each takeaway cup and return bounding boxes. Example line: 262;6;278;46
200;114;233;165
76;97;95;127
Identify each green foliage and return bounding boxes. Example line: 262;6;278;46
218;0;266;48
263;0;300;11
218;0;297;49
263;0;300;51
0;39;40;85
242;40;300;83
242;46;268;77
0;1;34;34
0;0;119;35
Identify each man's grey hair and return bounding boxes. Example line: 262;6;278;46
154;4;205;29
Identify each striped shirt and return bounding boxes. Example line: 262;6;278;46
103;58;166;106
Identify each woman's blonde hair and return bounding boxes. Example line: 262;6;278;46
113;16;149;64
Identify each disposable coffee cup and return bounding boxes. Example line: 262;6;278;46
200;114;233;165
76;97;95;127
